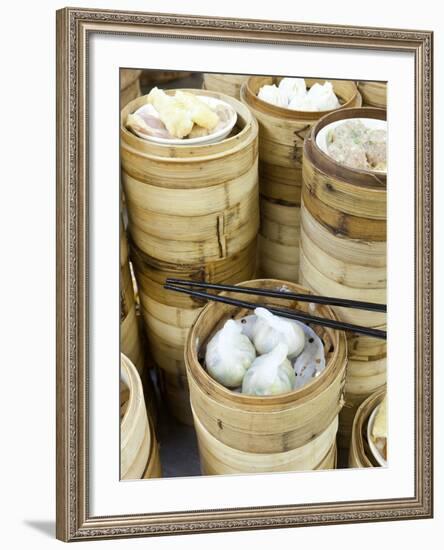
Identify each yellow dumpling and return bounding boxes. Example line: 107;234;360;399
175;91;219;130
146;87;194;138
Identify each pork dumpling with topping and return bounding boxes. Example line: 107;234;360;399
205;319;256;388
327;141;369;170
364;129;387;170
242;342;296;396
328;119;369;145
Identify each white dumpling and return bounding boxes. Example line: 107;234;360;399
235;314;258;340
305;81;340;111
257;84;288;107
278;77;306;103
242;342;296;396
205;319;256;388
288;94;316;111
252;307;305;358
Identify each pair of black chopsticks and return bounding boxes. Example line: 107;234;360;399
164;278;387;340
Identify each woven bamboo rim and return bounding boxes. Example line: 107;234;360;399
241;77;361;121
304;107;387;188
349;386;386;468
185;279;347;453
120;353;150;479
121;89;258;169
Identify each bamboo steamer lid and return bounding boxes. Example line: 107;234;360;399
349;386;386;467
185;279;347;456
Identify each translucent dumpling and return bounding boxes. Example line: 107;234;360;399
257;84;287;107
242;342;296;396
235;314;257;340
205;319;256;388
278;77;306;104
252;307;305;358
305;81;340;111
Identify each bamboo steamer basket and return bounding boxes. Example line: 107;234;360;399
140;70;193;87
358;81;387;109
258;198;300;280
194;411;338;475
120;218;144;372
130;239;257;424
300;107;387;447
241;76;361;282
120;354;161;479
121;89;259;265
349;386;386;468
185;279;347;474
203;74;248;99
120;69;142;108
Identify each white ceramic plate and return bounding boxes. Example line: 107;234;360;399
131;95;237;146
367;404;388;467
316;117;387;174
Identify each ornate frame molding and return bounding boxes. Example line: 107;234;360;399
56;7;433;542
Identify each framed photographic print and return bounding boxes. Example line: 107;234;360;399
56;7;433;542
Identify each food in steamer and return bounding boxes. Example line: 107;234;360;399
203;307;326;396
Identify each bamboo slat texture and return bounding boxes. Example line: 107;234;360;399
300;107;387;448
120;354;161;479
120;69;142;109
203;73;248;99
349;386;386;468
121;89;260;424
185;279;347;474
240;76;362;282
358;81;387;108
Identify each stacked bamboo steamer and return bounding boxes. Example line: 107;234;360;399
120;216;144;372
349;386;386;468
140;70;193;88
185;279;347;475
120;69;142;108
358;81;387;108
300;107;387;449
121;89;259;425
120;354;161;479
203;74;248;100
240;77;362;282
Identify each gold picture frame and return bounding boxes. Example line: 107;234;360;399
56;7;433;542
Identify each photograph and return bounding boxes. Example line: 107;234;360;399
119;70;388;479
55;6;433;541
